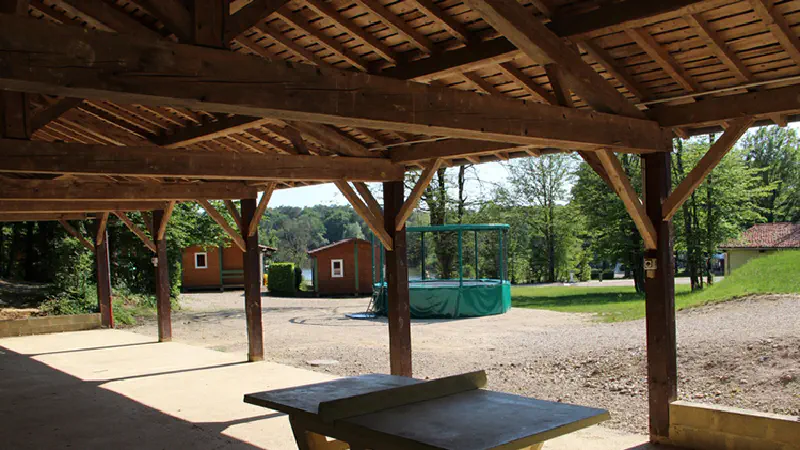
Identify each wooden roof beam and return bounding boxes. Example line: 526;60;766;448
223;200;242;228
154;115;270;148
395;159;442;230
390;139;524;165
595;150;657;250
662;117;754;220
135;0;193;42
95;212;109;245
335;180;392;249
749;0;800;66
353;182;382;222
0;16;663;152
626;28;702;93
0;213;88;222
60;0;161;38
352;0;434;53
31;97;84;132
0;200;169;213
463;0;644;119
59;219;94;251
156;201;176;240
248;182;275;237
0;180;258;201
407;0;470;44
113;211;156;252
497;62;557;105
197;199;245;251
579;40;648;102
0;140;403;182
683;13;751;83
225;0;288;42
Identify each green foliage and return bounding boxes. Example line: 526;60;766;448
740;126;800;222
268;262;296;295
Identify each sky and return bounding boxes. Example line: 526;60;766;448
269;161;511;207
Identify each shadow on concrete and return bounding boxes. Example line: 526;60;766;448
0;345;267;449
103;361;250;383
26;340;159;357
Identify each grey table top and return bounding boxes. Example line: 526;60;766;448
244;374;609;450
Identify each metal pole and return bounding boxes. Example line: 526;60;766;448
498;229;504;281
458;230;463;287
370;232;375;286
354;242;359;294
474;230;479;280
421;231;426;281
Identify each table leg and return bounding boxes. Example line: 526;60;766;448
289;416;330;450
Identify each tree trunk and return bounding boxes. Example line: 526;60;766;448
24;221;35;280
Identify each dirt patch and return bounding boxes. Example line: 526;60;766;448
130;292;800;434
0;279;50;320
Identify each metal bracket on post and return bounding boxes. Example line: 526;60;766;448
644;257;657;278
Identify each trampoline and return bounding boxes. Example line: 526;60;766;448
370;224;511;319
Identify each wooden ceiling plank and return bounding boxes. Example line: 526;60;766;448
275;9;368;71
335;180;392;249
662;117;754;220
248;182;275;237
59;0;161;38
225;0;288;42
155;116;269;148
59;219;95;251
197;199;246;251
352;0;434;53
254;22;333;67
0;200;168;213
463;0;644;119
304;0;396;64
234;34;276;60
579;39;649;102
407;0;470;44
595;150;657;250
626;27;702;93
683;13;751;83
135;0;193;42
31;97;83;132
0;213;88;222
497;62;557;105
0;15;664;152
749;0;800;66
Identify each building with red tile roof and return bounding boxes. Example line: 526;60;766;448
720;223;800;275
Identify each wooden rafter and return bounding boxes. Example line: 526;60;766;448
223;200;242;228
0;213;88;222
749;0;800;66
60;0;160;38
225;0;288;43
0;180;257;201
595;150;657;250
353;0;433;53
196;199;246;251
395;159;443;230
113;211;156;252
157;201;176;240
626;27;701;93
407;0;470;44
0;16;663;153
0;140;403;182
95;212;109;245
31;97;83;132
335;180;392;249
662;117;754;220
136;0;193;42
0;200;168;213
391;139;523;164
579;40;648;102
462;0;643;118
353;182;382;222
155;116;269;148
496;62;557;105
544;65;573;108
248;182;275;237
59;219;94;251
286;122;371;157
683;14;751;83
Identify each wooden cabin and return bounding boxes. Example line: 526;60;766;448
181;244;275;291
308;239;374;296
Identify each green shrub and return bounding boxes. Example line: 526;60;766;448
293;266;303;291
268;262;296;295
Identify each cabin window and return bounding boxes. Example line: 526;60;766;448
331;259;344;278
195;252;208;269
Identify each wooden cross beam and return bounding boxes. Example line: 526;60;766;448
157;201;176;240
0;140;404;182
248;183;275;237
0;15;664;153
395;159;443;231
0;213;89;222
196;199;246;251
595;150;657;250
95;212;110;246
353;183;382;222
225;0;288;43
224;200;242;228
59;219;94;251
30;97;83;132
0;200;169;213
335;181;392;250
0;179;257;201
662;117;754;220
113;212;156;252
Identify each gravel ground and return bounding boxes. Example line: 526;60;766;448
129;291;800;434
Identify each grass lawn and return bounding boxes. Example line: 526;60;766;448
511;250;800;322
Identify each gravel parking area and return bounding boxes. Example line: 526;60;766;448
129;291;800;434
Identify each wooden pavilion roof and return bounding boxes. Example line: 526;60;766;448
1;0;799;229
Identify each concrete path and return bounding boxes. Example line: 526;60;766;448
0;329;654;449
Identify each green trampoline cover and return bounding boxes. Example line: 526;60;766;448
373;280;511;319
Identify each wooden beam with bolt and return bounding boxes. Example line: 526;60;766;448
196;199;246;251
113;212;156;252
248;183;276;237
395;159;443;231
335;181;392;250
662;117;754;220
595;151;657;250
59;219;94;251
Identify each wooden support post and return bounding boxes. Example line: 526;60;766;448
383;181;412;377
240;197;264;362
152;209;172;342
95;217;113;328
643;147;677;443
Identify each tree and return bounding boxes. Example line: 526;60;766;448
740;126;800;222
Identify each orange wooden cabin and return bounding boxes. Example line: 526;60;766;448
308;238;375;296
182;244;276;291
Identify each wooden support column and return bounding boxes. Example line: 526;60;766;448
383;181;412;377
94;215;113;328
240;197;264;362
152;209;172;342
643;145;677;443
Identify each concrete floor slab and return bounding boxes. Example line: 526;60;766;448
0;329;655;449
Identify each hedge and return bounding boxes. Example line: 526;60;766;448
268;262;296;295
